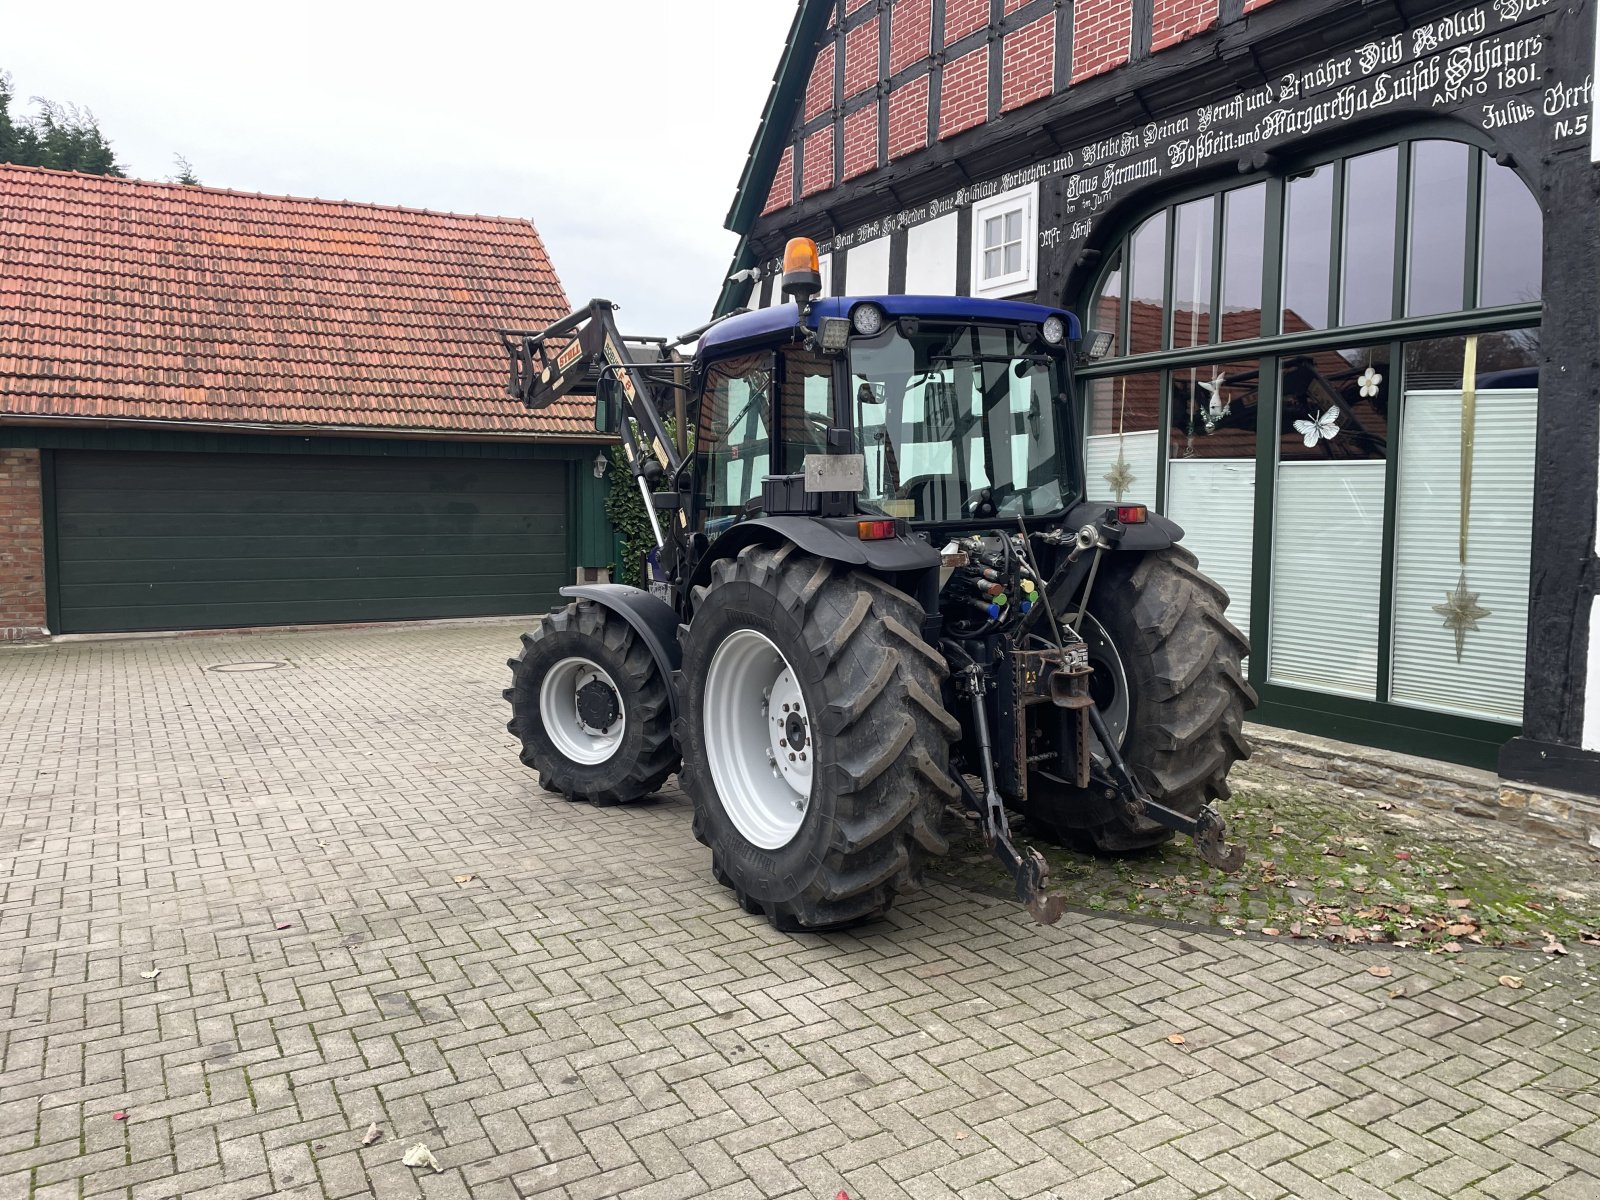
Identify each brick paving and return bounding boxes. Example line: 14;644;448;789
1;621;1598;1200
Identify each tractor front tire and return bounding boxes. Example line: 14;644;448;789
1038;545;1255;853
676;544;957;932
505;601;679;805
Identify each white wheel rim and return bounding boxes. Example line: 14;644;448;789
539;656;626;765
704;629;812;850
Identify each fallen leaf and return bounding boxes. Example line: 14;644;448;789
1447;924;1477;938
1325;915;1343;926
1289;923;1303;938
275;922;292;931
1388;987;1405;999
1367;965;1393;978
837;1193;851;1200
1269;826;1284;836
1324;845;1346;858
1579;931;1600;946
1394;851;1412;862
954;1131;969;1141
1527;901;1544;911
139;968;161;981
1166;1033;1186;1045
1375;802;1394;811
1262;927;1280;937
1498;975;1524;989
112;1112;127;1121
1544;941;1568;956
1448;898;1473;909
453;874;476;885
402;1143;442;1174
1440;941;1462;954
361;1122;381;1146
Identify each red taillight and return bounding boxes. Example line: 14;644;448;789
1115;504;1148;525
857;519;898;541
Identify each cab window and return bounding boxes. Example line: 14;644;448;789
696;352;774;532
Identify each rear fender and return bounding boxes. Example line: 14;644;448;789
1062;501;1185;552
685;516;940;596
559;585;682;717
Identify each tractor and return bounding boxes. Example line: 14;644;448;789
500;238;1255;931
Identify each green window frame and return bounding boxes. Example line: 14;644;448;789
1077;127;1544;768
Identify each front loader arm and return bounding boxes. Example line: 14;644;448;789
500;300;684;548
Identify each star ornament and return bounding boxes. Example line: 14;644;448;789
1432;572;1491;662
1103;457;1137;501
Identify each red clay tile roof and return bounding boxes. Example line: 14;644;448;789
0;164;602;439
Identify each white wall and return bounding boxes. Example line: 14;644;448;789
906;211;959;295
847;237;891;296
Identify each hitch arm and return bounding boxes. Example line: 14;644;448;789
952;774;1066;926
1085;705;1246;873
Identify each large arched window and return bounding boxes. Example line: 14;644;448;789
1079;136;1542;766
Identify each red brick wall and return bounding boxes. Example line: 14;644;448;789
0;448;46;640
801;126;836;197
844;16;880;98
945;0;989;44
939;46;989;140
1071;0;1133;83
1152;0;1218;51
842;105;879;180
805;43;836;121
890;0;932;73
888;76;930;160
763;146;794;215
1001;13;1055;113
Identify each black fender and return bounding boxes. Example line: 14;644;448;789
685;516;941;595
559;585;683;717
1062;501;1186;552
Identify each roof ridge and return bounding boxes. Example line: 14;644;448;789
0;161;542;228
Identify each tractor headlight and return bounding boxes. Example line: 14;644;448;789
851;303;886;337
1042;315;1067;346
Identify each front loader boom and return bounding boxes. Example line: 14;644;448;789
499;299;685;548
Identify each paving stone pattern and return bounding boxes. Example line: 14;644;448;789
2;622;1598;1200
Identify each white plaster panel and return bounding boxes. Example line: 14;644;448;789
847;237;891;297
905;211;959;295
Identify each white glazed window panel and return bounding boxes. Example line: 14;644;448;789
1167;459;1256;646
1084;430;1160;507
971;183;1038;299
1268;461;1387;697
1389;389;1535;723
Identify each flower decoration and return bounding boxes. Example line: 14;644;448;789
1358;367;1383;399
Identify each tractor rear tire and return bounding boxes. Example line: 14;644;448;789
676;544;957;932
1037;545;1255;853
505;600;679;805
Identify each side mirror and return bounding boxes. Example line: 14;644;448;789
595;377;622;434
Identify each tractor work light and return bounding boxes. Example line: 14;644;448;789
1116;504;1148;525
782;237;822;303
1042;315;1067;346
1085;329;1117;360
857;519;899;541
819;317;852;352
851;303;885;337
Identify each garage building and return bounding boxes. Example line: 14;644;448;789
0;165;612;638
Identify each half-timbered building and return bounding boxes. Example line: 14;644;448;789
718;0;1599;815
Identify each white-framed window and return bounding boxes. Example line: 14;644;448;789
818;252;833;298
971;182;1038;299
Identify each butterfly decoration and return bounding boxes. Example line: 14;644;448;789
1293;406;1342;448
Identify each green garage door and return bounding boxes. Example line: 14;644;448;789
52;450;571;633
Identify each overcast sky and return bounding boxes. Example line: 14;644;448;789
5;1;799;336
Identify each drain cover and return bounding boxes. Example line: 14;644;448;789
206;661;290;673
